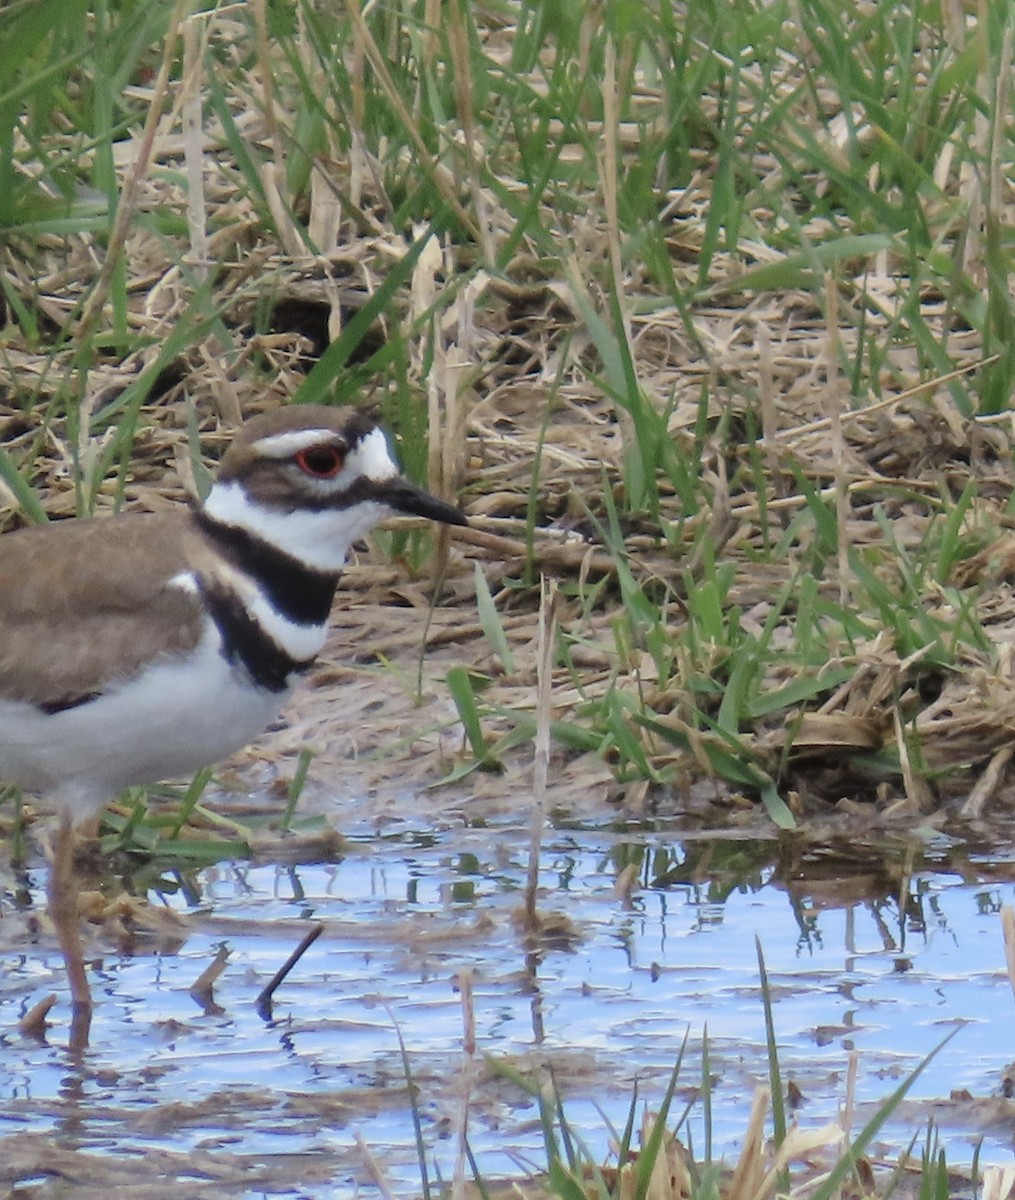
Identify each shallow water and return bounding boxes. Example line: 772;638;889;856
3;817;1015;1195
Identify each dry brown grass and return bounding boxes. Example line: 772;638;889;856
3;2;1015;832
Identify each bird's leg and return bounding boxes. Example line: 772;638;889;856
47;811;93;1043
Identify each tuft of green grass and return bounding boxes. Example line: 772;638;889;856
458;944;961;1199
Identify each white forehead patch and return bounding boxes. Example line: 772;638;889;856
349;426;399;482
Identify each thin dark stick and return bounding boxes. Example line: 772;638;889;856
255;922;323;1020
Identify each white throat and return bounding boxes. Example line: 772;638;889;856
202;482;389;573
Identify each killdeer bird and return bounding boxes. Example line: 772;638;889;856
0;404;467;1037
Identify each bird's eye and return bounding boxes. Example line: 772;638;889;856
295;445;345;478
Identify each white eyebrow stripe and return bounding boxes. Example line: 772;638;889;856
252;428;342;458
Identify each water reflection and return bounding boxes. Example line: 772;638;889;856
2;824;1015;1190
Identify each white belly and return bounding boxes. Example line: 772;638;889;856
0;626;289;819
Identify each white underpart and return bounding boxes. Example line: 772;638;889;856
204;486;390;573
0;621;287;819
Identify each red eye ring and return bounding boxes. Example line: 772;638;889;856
295;445;346;478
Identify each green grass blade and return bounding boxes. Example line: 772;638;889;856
0;445;48;523
756;938;787;1150
445;666;492;764
706;233;894;296
809;1029;962;1200
293;231;435;407
473;561;515;674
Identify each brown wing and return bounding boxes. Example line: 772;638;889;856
0;511;207;709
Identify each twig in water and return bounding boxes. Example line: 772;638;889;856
1001;906;1015;1007
255;922;323;1019
452;967;476;1200
523;576;557;929
354;1130;398;1200
19;993;57;1040
190;943;230;1014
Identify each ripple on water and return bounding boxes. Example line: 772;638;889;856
2;825;1014;1193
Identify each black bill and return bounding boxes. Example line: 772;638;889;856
381;478;469;527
